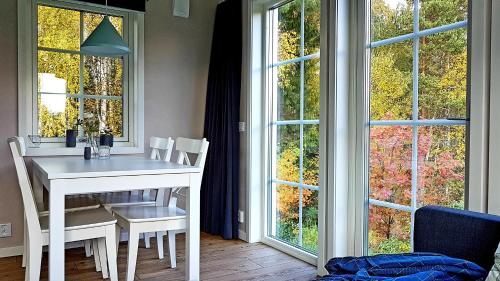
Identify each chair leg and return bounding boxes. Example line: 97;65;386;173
84;240;92;257
97;238;109;279
22;217;27;268
168;230;176;268
144;232;151;248
115;225;121;255
126;227;140;281
156;231;164;260
105;225;119;281
92;239;102;272
26;242;42;281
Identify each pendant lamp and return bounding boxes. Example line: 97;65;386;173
80;0;130;56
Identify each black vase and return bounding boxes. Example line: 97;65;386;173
100;134;113;147
84;146;91;160
65;129;77;147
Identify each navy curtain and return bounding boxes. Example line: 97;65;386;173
200;0;242;240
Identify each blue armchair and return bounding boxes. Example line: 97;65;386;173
414;205;500;270
319;206;500;280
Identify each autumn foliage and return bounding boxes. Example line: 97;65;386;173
273;0;467;255
368;0;467;254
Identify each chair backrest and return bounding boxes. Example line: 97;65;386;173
7;137;42;239
167;138;209;207
149;136;175;161
140;137;174;201
175;137;209;173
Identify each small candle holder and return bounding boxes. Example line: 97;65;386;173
98;145;111;160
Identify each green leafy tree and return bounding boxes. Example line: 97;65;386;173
368;0;467;254
37;5;124;138
274;0;467;255
274;0;320;254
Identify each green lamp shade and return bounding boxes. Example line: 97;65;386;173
81;16;130;57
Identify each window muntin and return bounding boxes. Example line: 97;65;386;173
36;4;127;141
368;0;468;255
267;0;320;255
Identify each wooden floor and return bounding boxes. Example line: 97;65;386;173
0;233;317;281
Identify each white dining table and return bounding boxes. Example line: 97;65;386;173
31;155;202;281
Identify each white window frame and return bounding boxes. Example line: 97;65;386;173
18;0;144;156
245;0;321;266
358;0;477;255
246;0;351;273
266;0;321;257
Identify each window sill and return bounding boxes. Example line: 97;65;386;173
261;236;317;266
25;143;144;157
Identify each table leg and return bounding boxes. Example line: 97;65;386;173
186;173;201;281
49;180;65;281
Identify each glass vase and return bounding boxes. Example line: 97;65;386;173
87;133;99;159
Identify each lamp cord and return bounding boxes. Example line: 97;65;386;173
105;0;108;16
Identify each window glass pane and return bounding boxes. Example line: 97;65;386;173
38;5;80;51
276;62;300;120
38;95;79;138
417;125;465;209
304;58;320;120
38;51;80;94
277;0;301;61
418;29;467;119
368;205;411;255
275;125;300;183
370;41;413;120
269;0;320;256
419;0;468;30
371;0;413;42
303;124;319;186
368;0;468;259
302;189;318;254
84;56;124;96
271;184;299;246
84;99;123;137
304;0;320;56
369;126;412;206
84;13;123;39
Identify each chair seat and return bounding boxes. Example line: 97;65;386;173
66;195;101;209
96;192;156;207
38;196;101;216
112;206;186;223
39;207;117;232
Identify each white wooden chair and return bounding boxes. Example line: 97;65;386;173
98;136;175;209
97;136;175;249
112;137;209;281
8;137;118;281
14;137;101;268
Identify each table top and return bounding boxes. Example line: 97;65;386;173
32;155;201;179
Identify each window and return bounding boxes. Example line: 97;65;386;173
367;0;468;254
18;0;144;154
267;0;320;255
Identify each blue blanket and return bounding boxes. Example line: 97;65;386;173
318;253;487;281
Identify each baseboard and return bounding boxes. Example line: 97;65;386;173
0;246;23;258
238;229;248;241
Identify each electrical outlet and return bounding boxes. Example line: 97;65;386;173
238;210;245;223
0;223;12;238
238;122;246;132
